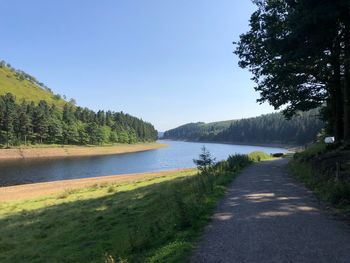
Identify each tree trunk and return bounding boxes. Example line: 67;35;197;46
344;10;350;141
334;61;344;141
345;77;350;141
330;40;344;141
6;130;9;148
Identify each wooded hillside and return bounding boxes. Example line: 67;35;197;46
163;110;323;145
0;62;157;146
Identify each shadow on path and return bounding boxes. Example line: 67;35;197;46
192;159;350;263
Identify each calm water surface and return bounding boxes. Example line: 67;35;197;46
0;140;287;186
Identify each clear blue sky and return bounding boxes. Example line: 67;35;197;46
0;0;274;131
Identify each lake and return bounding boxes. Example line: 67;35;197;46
0;140;288;186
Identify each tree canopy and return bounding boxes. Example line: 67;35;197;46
164;110;323;145
0;93;157;147
235;0;350;142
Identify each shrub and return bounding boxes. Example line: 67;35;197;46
193;146;216;173
294;142;327;161
226;154;252;171
289;161;350;208
248;151;271;162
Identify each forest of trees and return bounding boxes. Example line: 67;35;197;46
162;120;234;141
0;93;157;147
163;110;324;145
235;0;350;143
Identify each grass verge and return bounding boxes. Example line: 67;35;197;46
288;143;350;211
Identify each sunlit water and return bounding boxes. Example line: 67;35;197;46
0;140;288;186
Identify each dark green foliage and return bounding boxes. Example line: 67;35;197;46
164;120;235;141
235;0;350;142
289;144;350;208
193;146;216;172
0;93;16;147
0;93;157;146
164;110;323;145
214;154;253;173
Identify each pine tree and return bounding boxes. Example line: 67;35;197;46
1;93;16;147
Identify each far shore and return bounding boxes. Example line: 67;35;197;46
0;168;194;203
161;138;301;151
0;142;167;161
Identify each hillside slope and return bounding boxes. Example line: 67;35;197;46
164;110;324;145
163;119;236;140
0;60;158;146
0;61;66;107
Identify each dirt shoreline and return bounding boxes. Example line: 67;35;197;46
0;143;167;161
0;168;193;203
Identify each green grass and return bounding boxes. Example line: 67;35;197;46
248;151;274;162
0;66;66;107
288;142;350;210
0;162;247;263
293;142;327;160
289;161;350;209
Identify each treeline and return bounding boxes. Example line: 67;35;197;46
163;110;324;145
162;120;233;141
0;93;157;147
235;0;350;142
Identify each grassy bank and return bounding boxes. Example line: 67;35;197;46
0;169;193;203
0;152;268;262
0;143;167;160
0;65;67;108
288;143;350;212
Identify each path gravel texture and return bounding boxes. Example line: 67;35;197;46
192;158;350;263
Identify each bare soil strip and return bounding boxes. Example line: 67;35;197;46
0;169;191;203
0;143;167;161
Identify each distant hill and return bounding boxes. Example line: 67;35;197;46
163;119;236;141
0;61;67;107
0;60;158;146
163;110;324;146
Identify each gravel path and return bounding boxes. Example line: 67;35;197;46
192;158;350;263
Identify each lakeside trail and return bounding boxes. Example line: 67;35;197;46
0;169;191;202
191;159;350;263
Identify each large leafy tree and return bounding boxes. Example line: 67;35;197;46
235;0;350;141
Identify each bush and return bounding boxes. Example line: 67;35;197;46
227;154;252;171
289;161;350;208
294;142;327;161
193;146;216;172
248;151;271;162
